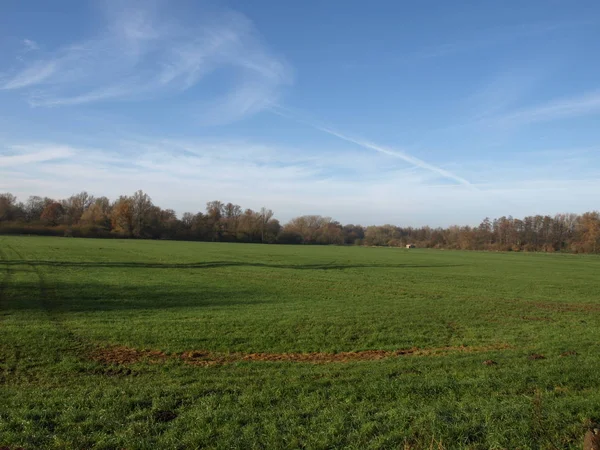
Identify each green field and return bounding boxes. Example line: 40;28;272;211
1;236;599;448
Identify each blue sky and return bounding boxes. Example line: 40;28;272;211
1;0;599;226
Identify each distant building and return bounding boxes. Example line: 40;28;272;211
406;244;415;249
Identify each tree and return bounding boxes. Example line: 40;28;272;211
0;193;17;222
62;191;94;225
277;229;303;244
205;201;225;241
153;208;178;239
111;196;134;236
80;197;111;229
40;202;65;226
284;215;324;244
259;207;274;243
4;190;600;254
24;196;53;222
223;203;242;240
264;218;281;243
190;212;211;240
343;224;365;245
364;224;399;246
237;209;260;242
131;190;154;237
181;212;195;228
577;212;600;253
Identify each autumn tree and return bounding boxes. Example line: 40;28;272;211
2;190;600;254
283;215;340;244
62;191;95;225
577;212;600;253
80;197;111;229
111;196;134;236
40;202;65;226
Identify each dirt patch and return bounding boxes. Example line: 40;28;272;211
182;344;511;365
90;346;167;365
560;350;578;357
482;359;497;366
528;353;546;361
92;343;511;367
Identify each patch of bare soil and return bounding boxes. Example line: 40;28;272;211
90;346;167;365
584;428;600;450
528;353;546;360
91;343;511;367
560;350;578;357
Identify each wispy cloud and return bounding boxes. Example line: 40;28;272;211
22;39;39;52
271;106;474;188
0;137;462;221
415;85;600;141
493;90;600;126
314;126;475;189
0;144;74;166
464;70;542;120
2;137;599;226
407;70;544;146
0;2;291;123
1;60;57;90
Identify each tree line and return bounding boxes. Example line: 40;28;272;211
0;190;599;253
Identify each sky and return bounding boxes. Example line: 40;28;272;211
1;0;599;226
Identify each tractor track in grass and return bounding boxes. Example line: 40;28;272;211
90;342;513;367
7;243;89;351
0;244;13;307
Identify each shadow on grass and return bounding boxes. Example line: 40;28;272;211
2;280;272;312
0;260;465;271
0;260;465;313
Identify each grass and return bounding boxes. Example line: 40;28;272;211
1;236;599;448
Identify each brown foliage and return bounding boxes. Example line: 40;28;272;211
1;190;599;253
40;202;65;226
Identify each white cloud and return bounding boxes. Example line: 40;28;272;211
0;145;74;166
1;60;57;90
0;3;291;124
2;137;598;227
23;39;39;51
492;90;600;127
271;106;474;188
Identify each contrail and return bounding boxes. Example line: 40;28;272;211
270;105;475;189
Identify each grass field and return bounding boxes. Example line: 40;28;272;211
1;236;599;449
